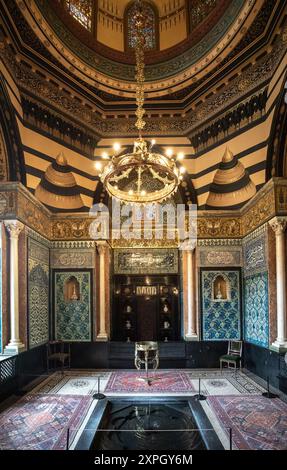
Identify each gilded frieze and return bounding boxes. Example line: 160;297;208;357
51;219;93;240
0;191;16;217
275;184;287;214
241;189;275;236
197;218;242;238
17;190;50;238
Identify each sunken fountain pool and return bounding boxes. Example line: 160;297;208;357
75;397;223;450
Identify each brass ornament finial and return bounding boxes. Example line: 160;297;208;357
56;152;68;166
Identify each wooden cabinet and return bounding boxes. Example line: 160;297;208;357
112;275;180;342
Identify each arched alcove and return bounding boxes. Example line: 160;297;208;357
212;274;230;302
64;275;81;301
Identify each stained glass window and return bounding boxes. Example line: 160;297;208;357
65;0;93;31
126;1;157;50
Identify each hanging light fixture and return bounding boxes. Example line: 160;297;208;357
100;1;184;204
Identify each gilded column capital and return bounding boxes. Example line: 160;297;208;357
97;241;109;256
269;217;287;235
4;220;24;239
181;239;196;252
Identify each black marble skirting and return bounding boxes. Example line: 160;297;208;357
243;342;287;393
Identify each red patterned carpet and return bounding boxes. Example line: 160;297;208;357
208;395;287;450
105;370;194;393
0;394;92;450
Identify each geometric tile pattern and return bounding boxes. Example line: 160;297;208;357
28;239;50;348
0;394;92;450
208;395;287;450
201;270;241;341
32;371;111;395
186;369;265;395
244;272;269;347
54;271;92;341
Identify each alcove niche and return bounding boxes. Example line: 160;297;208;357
212;274;230;302
64;276;80;302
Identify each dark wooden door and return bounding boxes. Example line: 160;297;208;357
137;296;157;341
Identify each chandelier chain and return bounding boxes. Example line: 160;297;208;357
134;3;146;134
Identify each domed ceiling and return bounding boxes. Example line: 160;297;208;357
20;0;260;98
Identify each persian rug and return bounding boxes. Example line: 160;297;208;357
207;395;287;450
187;369;265;395
105;370;194;393
0;394;92;450
32;370;111;395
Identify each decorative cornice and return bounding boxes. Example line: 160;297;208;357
1;178;287;242
51;240;97;248
190;89;268;148
22;97;99;150
1;37;283;138
197;239;242;246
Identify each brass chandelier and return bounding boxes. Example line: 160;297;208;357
100;1;185;204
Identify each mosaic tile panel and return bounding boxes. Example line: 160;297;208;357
54;271;92;342
28;239;49;348
243;231;267;276
244;272;269;348
201;270;241;341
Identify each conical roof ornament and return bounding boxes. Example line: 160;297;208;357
35;153;84;211
206;146;256;209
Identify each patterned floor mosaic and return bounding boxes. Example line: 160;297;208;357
32;370;111;396
207;395;287;450
187;369;265;395
0;394;92;450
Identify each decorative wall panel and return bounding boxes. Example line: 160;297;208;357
28;238;49;348
201;270;241;341
244;272;269;348
54;271;92;342
114;249;178;274
243;228;267;276
51;249;95;268
199;246;242;267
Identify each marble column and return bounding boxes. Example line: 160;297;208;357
4;220;25;354
185;248;198;340
269;217;287;351
96;242;108;341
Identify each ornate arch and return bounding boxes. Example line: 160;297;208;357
0;76;26;185
124;0;159;51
